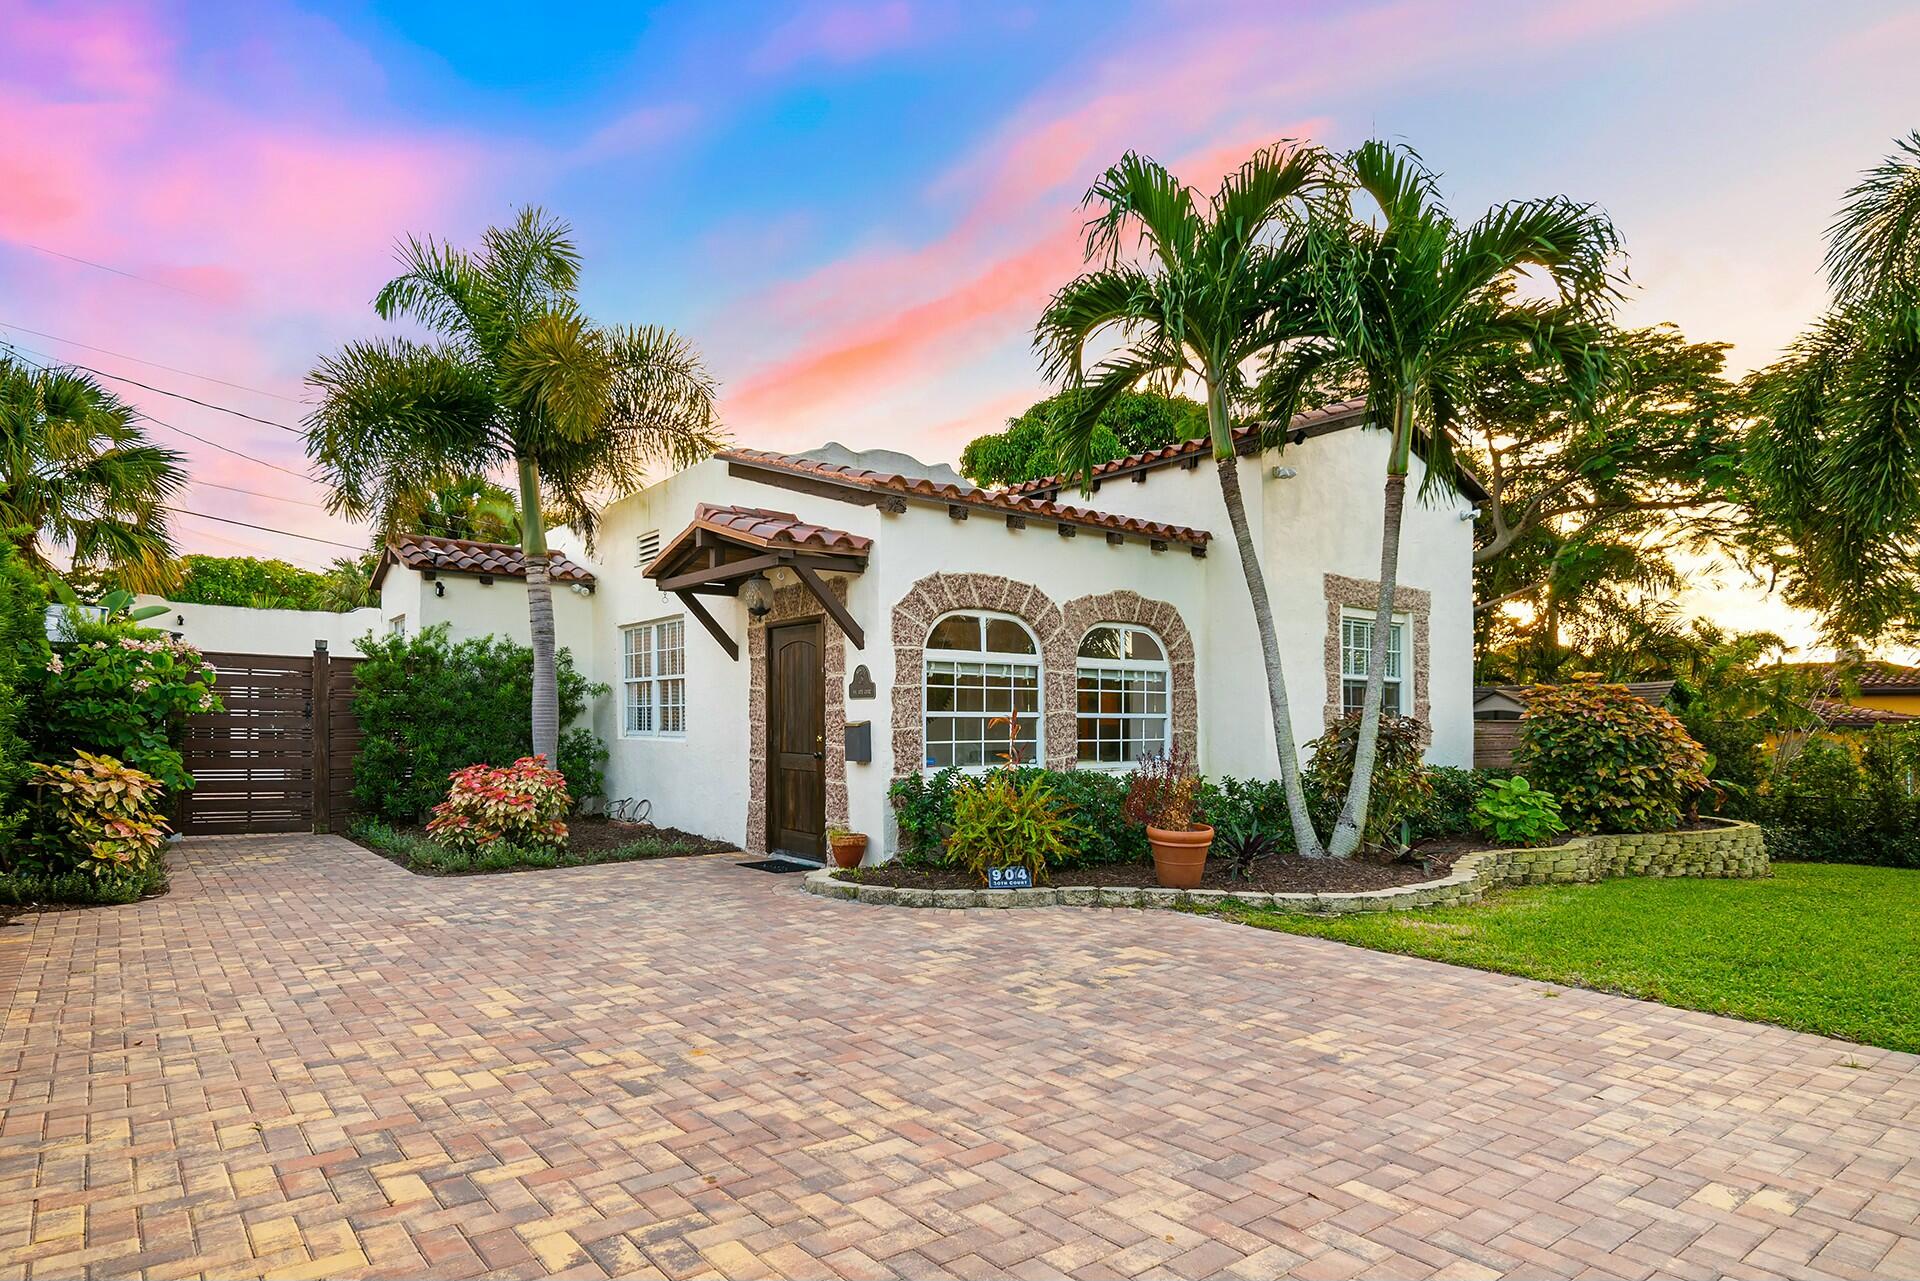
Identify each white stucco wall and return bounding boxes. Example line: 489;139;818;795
374;565;598;673
1047;428;1477;771
132;595;383;657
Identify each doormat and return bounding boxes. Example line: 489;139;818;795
736;859;815;874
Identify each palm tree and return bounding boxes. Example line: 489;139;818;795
1745;131;1920;643
1266;141;1619;857
0;356;186;592
1038;144;1335;857
399;475;525;544
306;208;723;764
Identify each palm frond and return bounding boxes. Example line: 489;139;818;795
1827;130;1920;303
501;307;612;444
1081;152;1202;268
1034;266;1161;386
1345;139;1445;231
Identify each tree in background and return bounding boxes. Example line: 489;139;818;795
1039;143;1334;857
1266;140;1619;857
393;474;524;543
167;554;332;610
313;553;380;612
307;208;724;765
1743;131;1920;644
959;390;1206;486
1469;325;1742;667
0;540;49;864
0;357;186;592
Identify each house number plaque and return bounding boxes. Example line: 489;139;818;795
848;664;875;700
986;866;1034;890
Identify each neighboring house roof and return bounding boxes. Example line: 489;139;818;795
371;533;597;590
1471;680;1676;718
718;447;1214;551
1004;398;1493;505
1807;697;1920;728
1792;660;1920;693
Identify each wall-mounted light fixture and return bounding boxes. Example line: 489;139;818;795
1271;465;1298;480
740;572;774;619
1458;506;1482;522
434;580;446;597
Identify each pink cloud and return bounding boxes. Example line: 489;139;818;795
753;1;919;72
720;0;1711;451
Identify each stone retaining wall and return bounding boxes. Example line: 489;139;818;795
804;819;1768;915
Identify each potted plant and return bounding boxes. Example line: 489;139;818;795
1123;747;1212;888
825;827;868;869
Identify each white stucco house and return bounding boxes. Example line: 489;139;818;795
367;398;1485;861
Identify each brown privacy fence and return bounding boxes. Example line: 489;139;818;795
178;645;364;835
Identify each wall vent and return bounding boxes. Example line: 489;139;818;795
635;529;662;567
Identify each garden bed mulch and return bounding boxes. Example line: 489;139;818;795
351;816;735;877
843;853;1445;895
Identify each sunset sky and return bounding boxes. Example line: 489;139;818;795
4;0;1917;646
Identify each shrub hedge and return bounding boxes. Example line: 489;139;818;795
1756;728;1920;868
350;625;608;822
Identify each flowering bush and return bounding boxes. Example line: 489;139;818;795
25;751;170;882
1515;678;1710;833
34;619;219;794
426;757;571;853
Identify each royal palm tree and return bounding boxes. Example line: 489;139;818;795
306;208;723;764
1265;141;1619;857
0;356;185;592
1745;131;1920;643
1038;144;1334;857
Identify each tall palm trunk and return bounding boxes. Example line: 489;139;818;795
1328;396;1414;858
1209;385;1326;858
517;456;560;767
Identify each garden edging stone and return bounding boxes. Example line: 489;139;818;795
804;818;1769;915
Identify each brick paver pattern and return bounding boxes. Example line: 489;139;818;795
3;835;1919;1280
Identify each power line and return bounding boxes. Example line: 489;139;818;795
1;338;300;432
191;479;329;510
0;320;306;403
166;507;365;551
13;242;219;300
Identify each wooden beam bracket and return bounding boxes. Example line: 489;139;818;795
675;591;739;661
791;562;865;650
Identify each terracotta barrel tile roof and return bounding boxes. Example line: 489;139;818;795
1004;398;1371;495
691;503;873;555
1793;660;1920;692
377;532;596;586
1808;697;1920;727
718;447;1212;549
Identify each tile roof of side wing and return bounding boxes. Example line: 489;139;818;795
372;532;596;589
1003;398;1491;504
690;503;874;555
716;448;1214;550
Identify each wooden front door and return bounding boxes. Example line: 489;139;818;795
767;620;826;858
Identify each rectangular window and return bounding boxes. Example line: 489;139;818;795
1076;666;1169;767
1340;612;1405;717
623;616;686;738
923;659;1040;769
387;615;405;636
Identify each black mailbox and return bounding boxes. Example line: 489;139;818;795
845;720;872;763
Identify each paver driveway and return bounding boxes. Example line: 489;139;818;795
2;835;1918;1281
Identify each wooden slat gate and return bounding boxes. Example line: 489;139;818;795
179;645;365;835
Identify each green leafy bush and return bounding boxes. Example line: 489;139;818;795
1758;729;1920;867
23;751;170;884
889;766;964;862
1304;713;1434;851
945;771;1084;884
1514;679;1709;833
0;543;48;862
351;625;608;820
426;757;571;853
33;618;220;793
890;766;1144;867
1472;776;1567;845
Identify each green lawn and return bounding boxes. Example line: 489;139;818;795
1215;863;1920;1054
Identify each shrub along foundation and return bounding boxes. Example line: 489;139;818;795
805;818;1769;915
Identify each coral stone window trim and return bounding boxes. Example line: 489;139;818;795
622;616;687;738
1075;623;1171;770
1339;608;1408;717
922;610;1043;771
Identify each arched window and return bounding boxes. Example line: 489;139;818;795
924;611;1041;769
1076;623;1169;767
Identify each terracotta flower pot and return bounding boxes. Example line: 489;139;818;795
1147;823;1213;888
829;833;868;869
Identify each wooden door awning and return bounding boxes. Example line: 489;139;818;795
645;504;873;659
